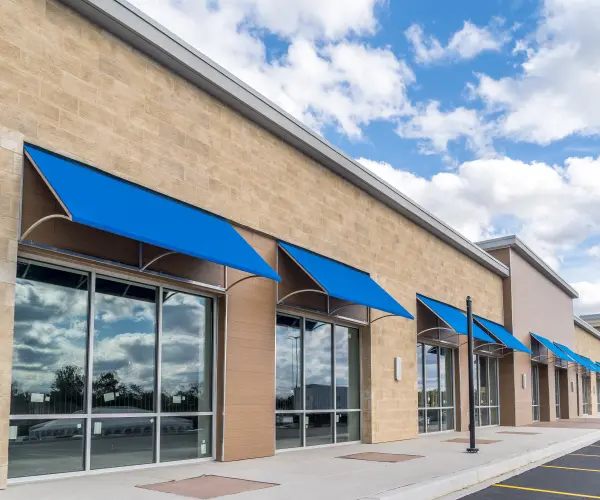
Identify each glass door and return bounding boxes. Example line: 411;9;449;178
474;354;500;426
555;369;561;419
275;314;361;450
597;375;600;413
417;343;455;433
532;364;540;422
582;375;591;415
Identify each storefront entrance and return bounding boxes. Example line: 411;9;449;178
582;374;592;415
275;313;361;450
532;364;541;422
473;354;500;427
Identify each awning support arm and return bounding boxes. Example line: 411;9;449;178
370;313;397;325
141;251;177;271
277;289;327;304
20;214;71;241
226;274;262;291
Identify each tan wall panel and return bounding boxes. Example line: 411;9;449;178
0;127;23;488
222;231;276;461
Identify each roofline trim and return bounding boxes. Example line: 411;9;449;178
477;235;578;298
58;0;509;278
574;315;600;341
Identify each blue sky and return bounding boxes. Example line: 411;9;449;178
130;0;600;313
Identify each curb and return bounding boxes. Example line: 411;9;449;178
364;430;600;500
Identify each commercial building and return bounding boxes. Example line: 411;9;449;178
1;0;600;488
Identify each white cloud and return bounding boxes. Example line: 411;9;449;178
475;0;600;144
586;245;600;258
396;101;494;156
572;282;600;315
232;0;382;39
128;0;412;138
406;21;506;65
358;154;600;270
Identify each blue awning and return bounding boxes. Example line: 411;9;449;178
279;242;413;318
24;145;280;281
530;333;573;361
474;316;533;354
582;356;600;373
554;343;599;371
416;294;495;343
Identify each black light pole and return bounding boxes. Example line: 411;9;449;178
466;296;479;453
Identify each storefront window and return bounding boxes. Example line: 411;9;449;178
417;343;455;433
275;314;360;450
9;260;214;479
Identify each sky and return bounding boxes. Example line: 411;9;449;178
128;0;600;314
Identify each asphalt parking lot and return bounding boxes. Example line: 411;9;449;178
464;440;600;499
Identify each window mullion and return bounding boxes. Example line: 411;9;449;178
332;325;336;443
84;270;96;472
155;285;163;463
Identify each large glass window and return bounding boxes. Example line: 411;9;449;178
161;291;213;413
417;343;455;433
93;278;156;413
11;263;88;416
474;354;500;427
9;260;214;479
275;314;360;450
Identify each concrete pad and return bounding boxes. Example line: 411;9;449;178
138;475;277;499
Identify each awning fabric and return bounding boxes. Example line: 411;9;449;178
24;145;280;281
416;294;495;343
530;333;573;361
554;343;599;371
474;316;533;354
279;242;413;318
582;356;600;373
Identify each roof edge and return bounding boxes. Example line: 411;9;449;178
477;235;578;298
58;0;509;278
574;315;600;341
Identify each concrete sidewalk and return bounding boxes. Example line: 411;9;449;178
3;425;600;500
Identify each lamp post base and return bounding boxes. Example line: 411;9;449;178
466;447;479;453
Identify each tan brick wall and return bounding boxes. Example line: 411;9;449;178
0;0;504;463
575;325;600;416
0;126;23;487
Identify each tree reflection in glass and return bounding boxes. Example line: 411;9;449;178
92;278;156;412
161;290;213;412
11;262;88;415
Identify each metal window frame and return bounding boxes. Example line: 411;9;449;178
9;254;219;483
417;342;457;434
274;311;362;452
